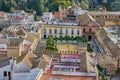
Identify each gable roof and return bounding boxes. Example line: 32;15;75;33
36;60;48;71
25;32;36;42
16;52;37;68
99;28;120;55
42;54;51;64
89;11;120;16
32;54;51;70
16;29;26;36
77;13;99;26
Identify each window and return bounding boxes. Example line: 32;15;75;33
49;29;51;34
105;16;107;18
77;29;79;35
44;29;46;33
66;28;68;34
89;28;92;32
118;34;120;38
60;28;62;34
8;72;11;76
60;35;62;38
96;16;99;18
83;28;86;33
55;29;57;34
72;28;74;35
4;71;7;76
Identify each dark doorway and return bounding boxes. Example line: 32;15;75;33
8;72;11;80
44;34;47;39
88;35;92;41
83;28;86;33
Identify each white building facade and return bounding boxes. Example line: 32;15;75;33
42;25;82;38
43;12;53;22
0;59;13;80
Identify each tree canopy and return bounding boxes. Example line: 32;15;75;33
46;35;58;52
0;0;120;15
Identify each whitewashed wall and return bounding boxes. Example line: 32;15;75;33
12;68;43;80
42;27;82;38
13;61;30;72
0;65;11;80
0;59;13;80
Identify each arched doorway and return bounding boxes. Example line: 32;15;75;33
88;35;92;41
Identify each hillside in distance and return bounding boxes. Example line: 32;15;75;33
0;0;120;15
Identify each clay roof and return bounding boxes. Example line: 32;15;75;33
95;18;120;26
42;54;51;64
13;16;24;20
25;32;36;42
97;54;118;75
32;54;51;70
16;52;37;68
99;28;120;55
16;29;26;35
40;71;96;80
0;12;5;17
77;13;99;26
89;11;120;16
36;60;48;70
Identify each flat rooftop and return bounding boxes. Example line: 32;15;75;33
40;70;96;80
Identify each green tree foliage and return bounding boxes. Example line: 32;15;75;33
54;36;87;43
97;64;103;72
97;64;109;80
49;0;71;12
64;35;71;42
46;35;58;52
81;1;89;10
0;0;120;15
110;0;120;11
87;43;93;53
